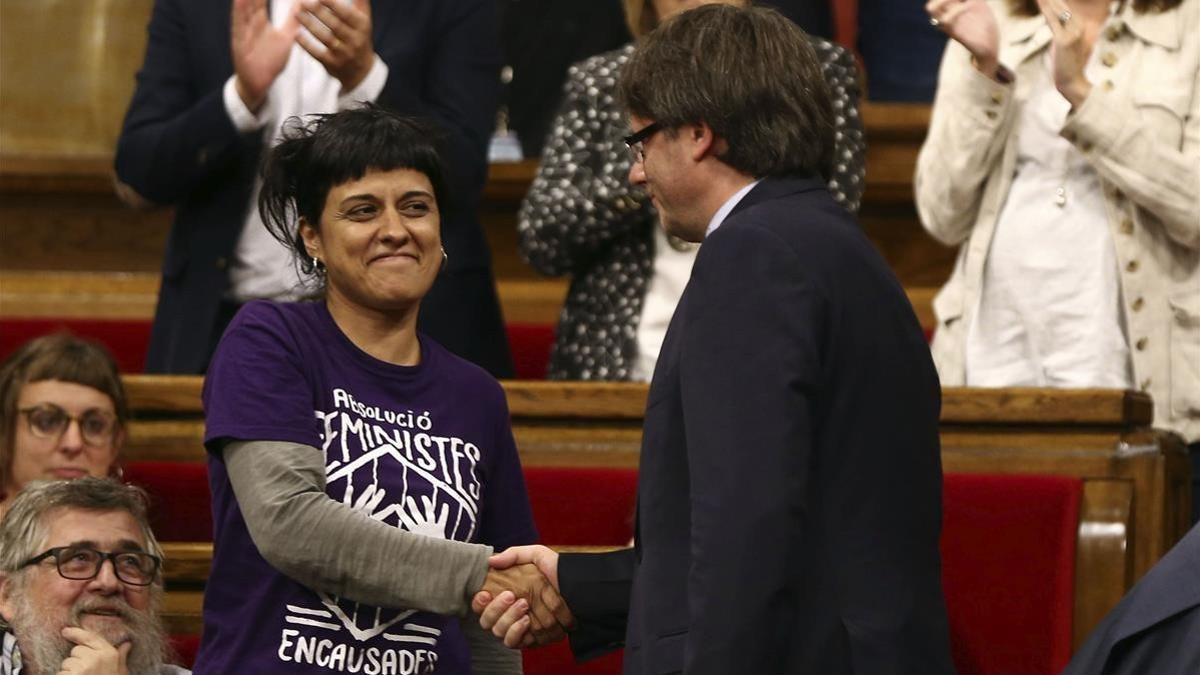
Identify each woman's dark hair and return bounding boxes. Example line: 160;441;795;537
1008;0;1180;14
0;333;127;493
258;104;451;277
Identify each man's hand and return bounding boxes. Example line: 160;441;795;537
231;0;300;112
473;545;570;648
58;627;131;674
296;0;377;91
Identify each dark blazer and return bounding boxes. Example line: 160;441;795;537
114;0;512;376
558;177;955;675
1063;522;1200;675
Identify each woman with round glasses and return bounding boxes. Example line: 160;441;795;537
0;334;127;516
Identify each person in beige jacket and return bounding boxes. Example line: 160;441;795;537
917;0;1199;468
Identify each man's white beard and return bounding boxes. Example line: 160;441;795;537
9;591;170;675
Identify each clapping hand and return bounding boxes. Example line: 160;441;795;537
231;0;300;112
1035;0;1093;106
926;0;1001;78
58;627;131;675
474;545;574;648
296;0;377;91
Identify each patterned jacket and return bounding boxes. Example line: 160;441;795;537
518;40;867;380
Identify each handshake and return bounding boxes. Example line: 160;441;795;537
475;545;573;648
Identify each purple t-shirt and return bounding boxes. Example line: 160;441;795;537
196;300;537;674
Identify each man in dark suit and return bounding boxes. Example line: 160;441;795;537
472;5;955;674
1062;522;1200;674
114;0;512;377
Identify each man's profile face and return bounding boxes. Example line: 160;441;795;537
627;115;705;242
0;507;155;660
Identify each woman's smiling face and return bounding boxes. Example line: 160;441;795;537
302;167;442;315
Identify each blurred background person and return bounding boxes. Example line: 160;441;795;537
198;107;565;673
918;0;1199;515
518;0;866;381
114;0;513;378
498;0;832;159
0;334;127;518
857;0;947;101
499;0;631;159
1062;520;1200;674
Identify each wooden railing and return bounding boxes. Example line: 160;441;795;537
117;377;1191;646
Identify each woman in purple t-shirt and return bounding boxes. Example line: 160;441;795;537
197;106;569;674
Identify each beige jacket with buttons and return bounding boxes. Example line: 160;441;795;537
915;0;1200;441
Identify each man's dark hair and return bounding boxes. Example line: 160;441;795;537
258;104;451;277
618;4;834;180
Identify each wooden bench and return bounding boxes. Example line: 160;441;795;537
155;475;1088;675
0;277;935;380
118;377;1191;654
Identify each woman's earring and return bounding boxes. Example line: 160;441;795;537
311;256;325;274
440;247;449;272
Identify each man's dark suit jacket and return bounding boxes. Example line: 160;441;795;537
558;176;955;675
114;0;512;376
1063;522;1200;675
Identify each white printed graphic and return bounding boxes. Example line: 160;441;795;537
275;388;483;673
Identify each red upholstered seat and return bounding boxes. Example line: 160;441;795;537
123;461;213;542
0;317;558;379
169;634;201;668
941;473;1080;675
506;322;556;380
0;317;151;372
524;642;623;675
523;466;637;546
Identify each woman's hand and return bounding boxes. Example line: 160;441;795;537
1036;0;1093;106
927;0;1001;76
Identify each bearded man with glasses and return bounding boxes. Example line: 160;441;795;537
0;478;189;675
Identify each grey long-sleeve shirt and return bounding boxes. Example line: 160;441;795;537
222;439;522;674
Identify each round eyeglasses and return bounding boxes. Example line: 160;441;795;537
18;403;117;447
21;546;161;586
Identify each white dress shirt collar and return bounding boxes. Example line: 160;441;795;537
704;179;762;238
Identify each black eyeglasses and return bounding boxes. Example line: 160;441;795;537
623;121;664;164
21;546;161;586
18;404;117;447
